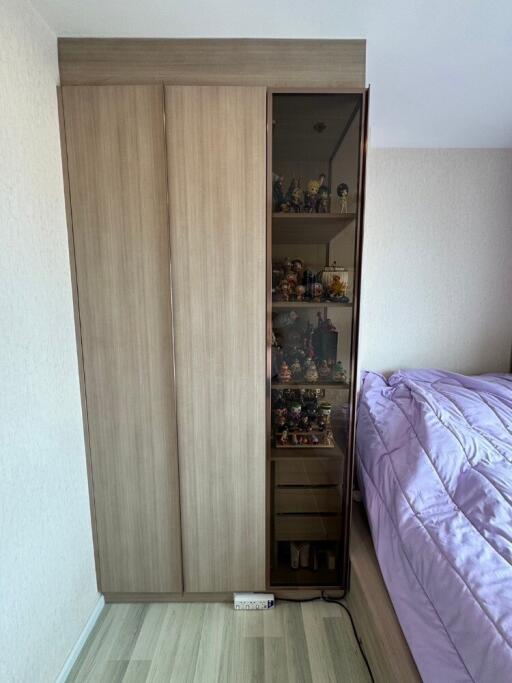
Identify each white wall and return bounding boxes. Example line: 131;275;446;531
0;1;99;681
30;0;512;148
359;149;512;375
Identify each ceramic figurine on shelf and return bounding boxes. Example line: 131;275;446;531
318;360;331;380
311;282;324;302
272;173;286;212
295;284;306;301
304;360;319;383
278;361;292;383
333;361;347;383
337;183;349;214
328;274;349;303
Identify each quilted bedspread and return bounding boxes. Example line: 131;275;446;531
356;369;512;683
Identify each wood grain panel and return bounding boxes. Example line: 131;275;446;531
165;86;266;591
62;85;183;593
346;503;421;682
58;38;365;88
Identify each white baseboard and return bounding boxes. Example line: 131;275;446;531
55;594;105;683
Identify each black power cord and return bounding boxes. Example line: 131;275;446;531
276;591;375;683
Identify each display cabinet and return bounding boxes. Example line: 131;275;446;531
267;90;367;589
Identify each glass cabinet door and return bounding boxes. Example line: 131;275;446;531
268;92;365;587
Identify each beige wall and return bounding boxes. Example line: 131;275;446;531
0;1;99;681
359;148;512;375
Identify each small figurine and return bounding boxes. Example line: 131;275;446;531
291;258;304;279
337;183;349;214
299;415;310;431
328;274;349;303
277;280;291;301
289;185;304;212
322;429;335;447
318;402;332;426
333;361;347;383
282;256;293;274
275;415;287;432
317;185;330;213
304;179;320;213
311;282;324;302
278;429;289;446
285;179;303;212
290;359;303;380
273;404;287;422
288;402;302;428
290;433;298;446
318;360;331;380
295;284;306;301
286;272;298;295
304;360;319;383
272;173;286;212
302;269;317;298
278;362;293;383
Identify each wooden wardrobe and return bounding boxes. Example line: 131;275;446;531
59;39;366;600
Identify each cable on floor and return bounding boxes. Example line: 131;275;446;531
276;591;375;683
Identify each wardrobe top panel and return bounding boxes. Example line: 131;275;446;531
58;38;365;88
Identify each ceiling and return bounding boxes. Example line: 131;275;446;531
31;0;512;148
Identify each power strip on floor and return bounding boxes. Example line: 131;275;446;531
233;593;275;610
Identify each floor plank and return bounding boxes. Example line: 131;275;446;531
66;601;371;682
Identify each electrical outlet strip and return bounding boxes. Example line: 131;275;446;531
233;592;275;610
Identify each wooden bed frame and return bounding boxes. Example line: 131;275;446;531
347;501;422;682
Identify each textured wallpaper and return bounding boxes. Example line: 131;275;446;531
0;1;99;681
359;148;512;375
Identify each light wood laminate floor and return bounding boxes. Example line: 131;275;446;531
67;602;372;682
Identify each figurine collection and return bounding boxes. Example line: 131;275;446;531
272;387;335;448
272;172;349;214
272;257;350;304
272;307;347;387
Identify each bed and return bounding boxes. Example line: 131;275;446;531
356;369;512;683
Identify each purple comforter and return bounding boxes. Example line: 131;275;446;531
356;370;512;683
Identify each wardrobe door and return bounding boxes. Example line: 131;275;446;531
165;86;266;591
62;85;183;594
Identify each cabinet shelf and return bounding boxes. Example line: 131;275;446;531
272;300;352;309
272;213;356;245
272;381;350;390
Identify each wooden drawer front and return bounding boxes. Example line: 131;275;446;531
275;460;342;487
275;489;340;514
275;515;341;541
